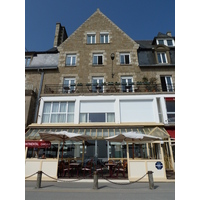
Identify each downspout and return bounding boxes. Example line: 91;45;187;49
34;69;44;123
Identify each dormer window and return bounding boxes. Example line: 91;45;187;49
25;57;31;67
157;52;167;64
156;39;175;47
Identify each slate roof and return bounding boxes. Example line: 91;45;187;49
136;33;175;67
25;52;59;70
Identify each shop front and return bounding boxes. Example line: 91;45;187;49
25;123;174;181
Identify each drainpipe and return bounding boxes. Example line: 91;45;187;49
34;69;44;123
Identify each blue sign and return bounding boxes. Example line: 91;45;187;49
155;161;163;170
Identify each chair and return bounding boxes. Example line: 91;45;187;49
115;160;127;178
63;162;72;178
95;160;108;177
82;159;93;178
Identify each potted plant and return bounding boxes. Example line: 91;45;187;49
108;82;114;85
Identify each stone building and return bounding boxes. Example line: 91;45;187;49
25;9;175;181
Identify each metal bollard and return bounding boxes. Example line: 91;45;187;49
93;171;98;189
35;171;42;189
147;171;154;189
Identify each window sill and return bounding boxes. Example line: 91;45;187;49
120;64;132;66
65;65;77;67
92;64;104;67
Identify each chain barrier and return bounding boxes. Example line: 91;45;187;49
25;170;148;185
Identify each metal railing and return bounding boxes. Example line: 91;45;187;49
44;82;175;94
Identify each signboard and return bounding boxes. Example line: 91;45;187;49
25;140;51;148
155;161;163;170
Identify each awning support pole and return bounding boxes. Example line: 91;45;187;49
126;142;130;179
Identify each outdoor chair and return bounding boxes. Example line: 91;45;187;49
82;159;93;178
114;160;127;178
63;162;72;178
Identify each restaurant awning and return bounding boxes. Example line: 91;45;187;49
25;126;170;141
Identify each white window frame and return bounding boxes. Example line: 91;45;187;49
25;57;31;66
120;53;131;65
157;52;168;64
121;76;134;92
100;32;109;43
87;33;96;44
156;39;175;47
93;53;103;65
66;54;76;66
63;78;76;93
92;77;104;93
42;101;75;123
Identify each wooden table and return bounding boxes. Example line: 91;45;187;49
69;163;81;177
105;163;117;178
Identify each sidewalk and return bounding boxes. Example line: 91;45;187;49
25;180;175;200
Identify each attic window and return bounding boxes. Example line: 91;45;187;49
156;39;175;47
25;57;31;67
100;33;109;43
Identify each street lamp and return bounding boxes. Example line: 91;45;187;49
110;53;115;78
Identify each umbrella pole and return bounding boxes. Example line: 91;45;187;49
132;143;134;159
62;139;64;160
126;142;130;179
82;141;85;165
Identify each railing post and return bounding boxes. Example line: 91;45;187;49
147;171;154;189
35;171;42;189
93;171;98;190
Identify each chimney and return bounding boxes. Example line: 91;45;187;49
53;23;68;47
166;31;172;37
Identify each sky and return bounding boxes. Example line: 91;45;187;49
25;0;175;51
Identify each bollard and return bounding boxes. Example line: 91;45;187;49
93;171;98;190
35;171;42;189
147;171;154;189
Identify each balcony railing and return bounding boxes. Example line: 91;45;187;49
44;82;175;94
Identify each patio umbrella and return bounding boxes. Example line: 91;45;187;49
39;131;92;159
105;131;161;142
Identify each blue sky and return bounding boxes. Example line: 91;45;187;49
25;0;175;51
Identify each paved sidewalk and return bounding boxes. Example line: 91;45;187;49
25;180;175;200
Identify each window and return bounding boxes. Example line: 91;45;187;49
92;77;104;93
157;52;167;64
80;113;115;123
25;57;31;66
42;101;75;123
63;78;76;93
121;77;133;92
100;33;109;43
120;53;130;64
156;39;175;47
87;33;96;44
167;40;173;46
93;54;103;65
160;76;174;92
165;98;175;124
66;54;76;66
158;40;164;45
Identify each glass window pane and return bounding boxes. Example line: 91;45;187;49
42;114;50;123
162;53;166;63
60;102;66;112
66;56;71;65
158;40;164;45
87;35;90;43
166;101;175;112
80;113;87;122
68;102;75;112
43;102;51;113
59;114;66;123
100;35;104;43
52;102;59;112
92;35;95;43
105;35;108;43
51;114;59;123
107;113;115;122
67;114;74;122
167;40;173;46
93;56;97;64
120;55;124;64
125;55;129;64
89;113;105;122
157;53;161;63
72;57;76;65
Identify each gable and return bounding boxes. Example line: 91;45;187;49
58;9;138;50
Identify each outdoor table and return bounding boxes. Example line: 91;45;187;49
105;163;117;178
69;163;81;177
